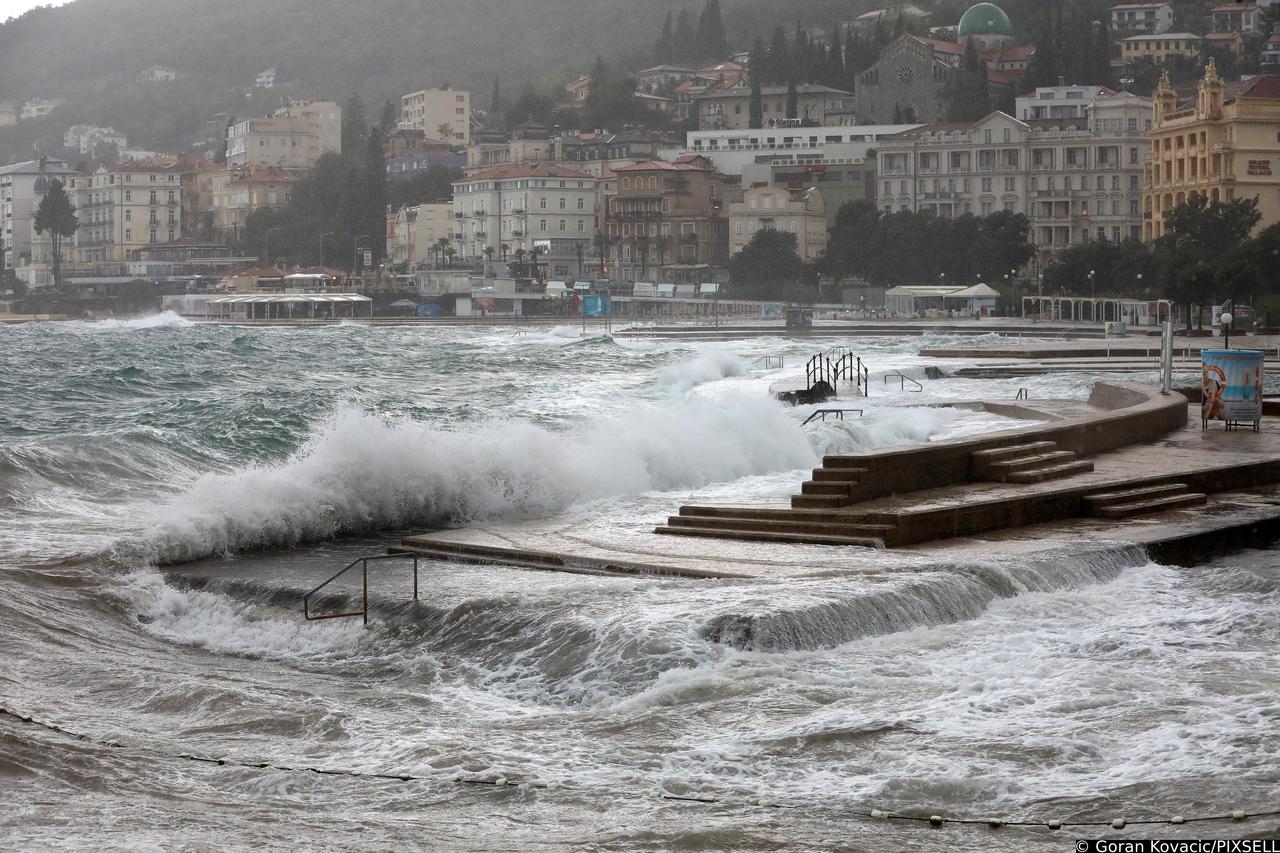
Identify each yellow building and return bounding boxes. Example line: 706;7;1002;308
1143;63;1280;240
1121;32;1202;63
727;184;827;261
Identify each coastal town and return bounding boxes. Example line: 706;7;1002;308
1;0;1278;323
6;2;1280;850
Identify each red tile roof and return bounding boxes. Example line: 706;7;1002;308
1233;75;1280;100
612;158;711;172
457;162;595;182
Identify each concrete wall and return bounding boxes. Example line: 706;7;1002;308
821;381;1188;504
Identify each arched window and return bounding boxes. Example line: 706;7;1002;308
649;176;658;190
622;177;630;189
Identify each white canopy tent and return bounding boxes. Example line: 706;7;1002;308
207;293;372;320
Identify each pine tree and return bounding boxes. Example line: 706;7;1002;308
379;100;397;133
785;79;799;119
33;178;78;293
947;40;990;121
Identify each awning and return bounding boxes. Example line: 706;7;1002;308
207;293;372;304
698;282;720;294
945;283;1001;299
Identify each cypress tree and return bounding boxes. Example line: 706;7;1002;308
785;79;798;119
657;12;674;64
674;8;697;65
749;73;763;128
705;0;726;59
768;26;790;85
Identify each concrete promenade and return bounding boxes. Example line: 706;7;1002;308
402;382;1280;579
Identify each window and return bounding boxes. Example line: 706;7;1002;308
577;198;585;210
578;220;585;231
981;177;992;192
984;129;992;143
559;197;566;209
1097;176;1105;190
1004;177;1015;192
539;219;547;230
1002;128;1011;143
540;197;547;209
559;219;566;231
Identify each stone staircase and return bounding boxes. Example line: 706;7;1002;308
790;463;868;509
970;441;1094;484
655;505;896;548
1082;483;1207;519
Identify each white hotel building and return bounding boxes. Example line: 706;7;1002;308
875;93;1153;265
450;162;596;275
665;125;923;176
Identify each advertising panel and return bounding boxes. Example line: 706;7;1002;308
1201;349;1264;426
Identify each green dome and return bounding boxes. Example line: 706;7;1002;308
957;2;1012;36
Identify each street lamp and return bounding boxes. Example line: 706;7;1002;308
1222;311;1233;348
1088;269;1096;321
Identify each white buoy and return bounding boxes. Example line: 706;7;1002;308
1047;819;1063;830
1233;810;1247;821
1111;818;1126;830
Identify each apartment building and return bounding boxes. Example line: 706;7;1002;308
450;162;596;274
65;159;184;263
693;83;855;131
226;115;327;171
1110;3;1173;35
401;88;471;146
0;157;75;284
388;202;453;268
208;168;296;240
272;99;342;156
1144;64;1280;239
727;184;827;261
1120;33;1203;63
1212;3;1262;33
876;96;1152;266
63;124;128;155
605;154;728;282
1015;85;1111;121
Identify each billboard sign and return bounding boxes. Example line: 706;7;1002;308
1201;349;1264;426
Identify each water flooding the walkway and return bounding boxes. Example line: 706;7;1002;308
2;318;1276;848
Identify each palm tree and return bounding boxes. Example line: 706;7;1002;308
593;232;615;277
483;245;495;265
434;237;451;268
513;248;526;277
500;242;510;261
654;235;672;277
528;245;545;283
443;245;457;265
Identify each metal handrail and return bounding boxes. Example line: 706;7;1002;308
303;552;422;625
753;355;784;369
802;408;863;425
883;372;922;392
1016;388;1029;400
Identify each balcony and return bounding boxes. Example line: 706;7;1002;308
474;232;487;238
923;191;956;200
453;232;464;240
452;212;464;219
473;210;487;217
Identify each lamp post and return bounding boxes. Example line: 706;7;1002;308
1088;269;1096;322
1222;311;1233;349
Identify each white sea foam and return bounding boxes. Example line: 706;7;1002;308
82;310;195;330
141;394;826;563
658;350;747;396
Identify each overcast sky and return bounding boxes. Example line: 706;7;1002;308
1;0;71;22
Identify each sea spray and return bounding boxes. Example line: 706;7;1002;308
141;396;819;564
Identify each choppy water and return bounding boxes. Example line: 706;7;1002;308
2;315;1277;850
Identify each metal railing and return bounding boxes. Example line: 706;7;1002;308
753;355;784;369
884;372;923;392
802;408;863;425
303;552;423;625
1016;388;1029;400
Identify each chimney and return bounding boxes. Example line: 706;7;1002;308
1057;76;1065;88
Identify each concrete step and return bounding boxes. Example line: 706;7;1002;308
1093;492;1208;519
812;467;869;482
970;441;1059;464
800;480;859;496
821;456;876;470
1006;460;1095;484
678;505;853;522
790;493;850;509
986;450;1079;474
1083;483;1190;511
655;526;881;548
666;514;896;540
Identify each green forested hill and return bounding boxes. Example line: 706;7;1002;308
0;0;851;159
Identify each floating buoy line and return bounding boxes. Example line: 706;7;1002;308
4;706;1276;833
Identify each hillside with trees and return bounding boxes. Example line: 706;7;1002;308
0;0;851;161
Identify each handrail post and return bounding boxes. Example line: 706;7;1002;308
362;559;368;626
413;557;419;601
